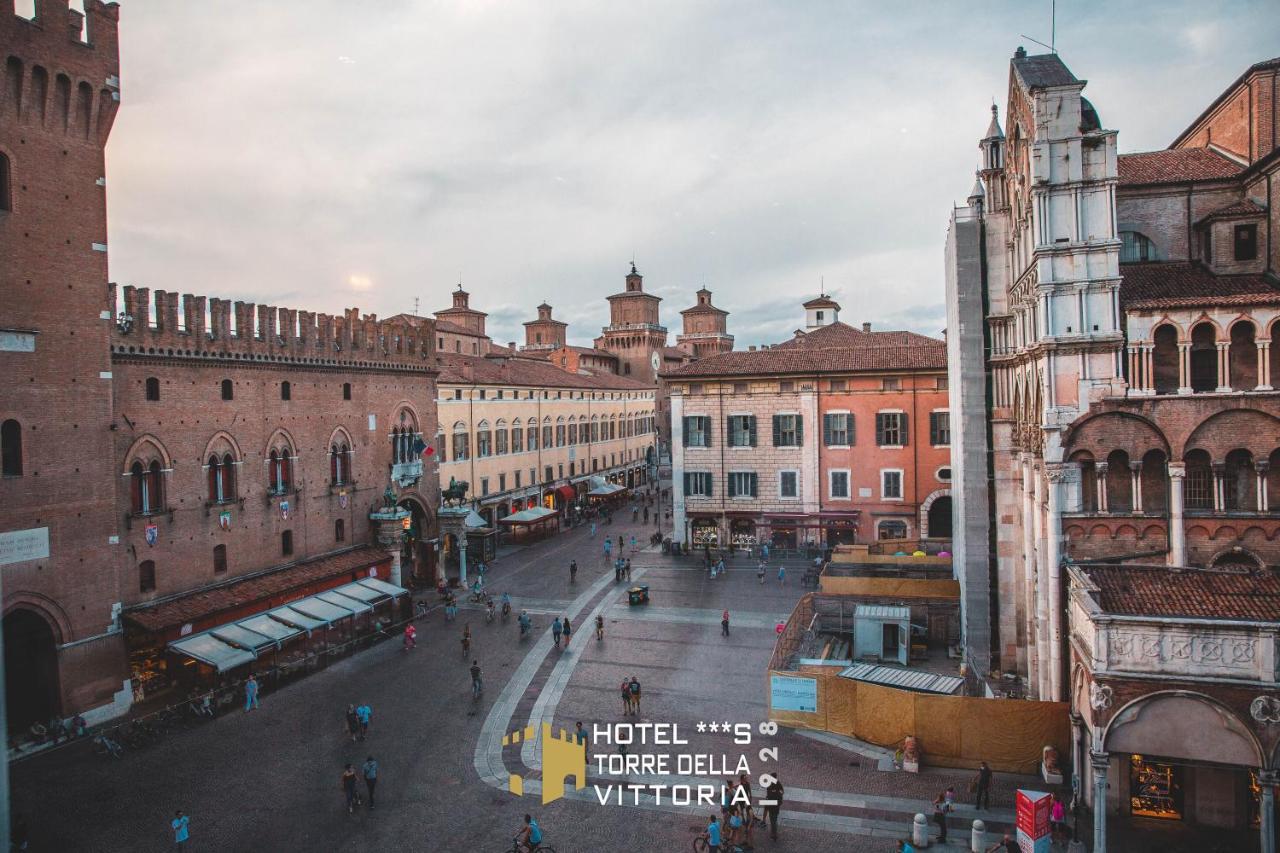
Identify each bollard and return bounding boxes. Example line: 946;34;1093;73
1066;841;1088;853
912;813;930;847
971;818;986;852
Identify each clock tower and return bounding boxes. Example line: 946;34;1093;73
595;263;669;384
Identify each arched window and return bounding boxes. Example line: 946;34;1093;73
130;459;164;514
221;379;233;401
330;442;351;485
1072;451;1097;512
213;544;227;574
1;418;21;476
281;530;293;556
335;519;345;542
476;420;492;458
1119;231;1154;263
1228;321;1258;391
145;377;160;401
392;410;420;465
342;382;352;400
1105;450;1132;513
280;381;291;401
1152;325;1179;394
1224;449;1255;511
1190;322;1219;393
138;560;156;593
1185;449;1213;510
1141;449;1168;514
267;446;292;495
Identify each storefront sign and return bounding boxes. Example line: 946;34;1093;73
0;527;50;566
770;675;818;713
1015;789;1051;852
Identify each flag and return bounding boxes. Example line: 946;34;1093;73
413;437;431;457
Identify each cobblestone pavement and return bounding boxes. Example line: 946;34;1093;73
11;510;1037;852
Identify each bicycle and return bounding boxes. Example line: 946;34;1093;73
692;833;744;853
500;838;556;853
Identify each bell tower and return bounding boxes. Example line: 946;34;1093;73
676;287;733;357
597;263;668;383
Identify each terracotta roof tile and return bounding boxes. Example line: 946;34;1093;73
436;353;651;390
1117;148;1243;186
1083;565;1280;621
123;546;390;633
772;322;941;351
665;339;946;378
1121;262;1280;310
1195;199;1267;226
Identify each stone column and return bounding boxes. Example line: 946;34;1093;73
1127;346;1140;393
1178;342;1192;394
1021;455;1038;686
1046;465;1067;702
1143;344;1155;393
1258;341;1273;391
1213;462;1226;512
1168;464;1187;566
1091;751;1110;853
1034;468;1049;700
1130;461;1143;513
1259;769;1277;853
1095;463;1109;513
1217;341;1232;392
1258;461;1270;513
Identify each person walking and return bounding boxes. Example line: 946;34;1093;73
765;775;783;840
170;810;190;850
470;660;483;698
569;560;578;583
704;814;722;853
604;539;612;559
361;756;379;810
628;676;642;714
762;542;770;562
552;617;563;648
777;565;786;585
590;521;597;538
561;616;572;646
931;789;952;844
1050;792;1066;841
620;679;633;715
596;614;604;640
243;673;259;711
757;562;766;584
973;760;992;810
345;704;360;743
721;609;731;637
341;764;359;813
625;558;632;581
356;702;372;740
618;534;624;553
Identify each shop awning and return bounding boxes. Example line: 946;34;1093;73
315;590;370;615
289;597;357;624
267;605;326;631
332;581;386;607
238;613;304;645
209;623;277;652
170;633;257;673
463;510;488;529
556;485;577;503
353;577;407;598
500;506;559;525
589;483;627;497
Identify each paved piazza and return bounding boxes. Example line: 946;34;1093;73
13;514;1029;852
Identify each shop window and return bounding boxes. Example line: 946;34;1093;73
1129;755;1183;820
221;379;233;401
281;530;293;557
878;520;907;540
145;377;160;401
1;419;21;476
691;518;719;546
139;560;156;593
213;544;227;574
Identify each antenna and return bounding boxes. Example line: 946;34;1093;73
412;297;420;317
1018;0;1057;54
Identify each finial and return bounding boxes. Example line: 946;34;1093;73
630;261;638;276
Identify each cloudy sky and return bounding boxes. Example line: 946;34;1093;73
90;0;1279;347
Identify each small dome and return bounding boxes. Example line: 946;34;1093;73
1080;97;1101;132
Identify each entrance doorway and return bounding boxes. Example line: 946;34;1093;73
4;608;60;734
881;622;900;659
927;496;953;539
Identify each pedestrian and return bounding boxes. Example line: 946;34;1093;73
341;763;359;813
614;559;622;582
345;704;360;743
625;558;632;581
628;676;642;714
604;539;612;558
757;563;765;584
575;721;588;759
643;506;649;523
596;614;604;640
243;673;259;711
562;616;572;646
618;535;624;553
552;616;563;648
721;609;730;636
356;702;372;740
985;832;1019;853
1050;792;1066;841
362;755;379;810
705;814;722;853
973;760;992;810
591;521;597;538
630;535;636;552
932;789;951;843
170;810;190;850
471;659;483;698
620;679;632;715
777;565;786;585
765;775;783;839
762;543;770;562
569;560;578;583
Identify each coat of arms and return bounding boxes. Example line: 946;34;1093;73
219;510;232;531
280;500;290;520
339;491;348;509
144;523;158;546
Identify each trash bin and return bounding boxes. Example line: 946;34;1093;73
628;585;650;606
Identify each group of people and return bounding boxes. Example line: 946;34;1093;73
613;557;632;582
340;757;379;813
344;702;373;742
619;676;642;714
551;615;572;648
910;762;1064;850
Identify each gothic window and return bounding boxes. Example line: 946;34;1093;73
130;459;165;515
207;453;236;503
267;444;293;495
330;441;352;485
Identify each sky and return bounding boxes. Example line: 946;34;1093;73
78;0;1280;348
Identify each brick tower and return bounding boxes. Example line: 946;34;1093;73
521;302;567;352
0;0;131;728
676;287;733;358
595;263;668;383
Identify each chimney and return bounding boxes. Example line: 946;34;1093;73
862;322;872;333
509;341;516;351
749;345;756;352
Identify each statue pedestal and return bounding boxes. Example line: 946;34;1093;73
369;505;411;587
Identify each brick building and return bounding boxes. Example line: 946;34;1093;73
667;297;949;550
675;287;733;358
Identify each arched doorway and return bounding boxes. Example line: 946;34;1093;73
4;608;61;734
398;497;432;584
926;496;953;539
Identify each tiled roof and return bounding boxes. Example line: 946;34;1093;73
802;295;841;309
662;346;690;360
1012;53;1080;90
558;345;617;359
1121;262;1280;310
123;546;389;633
772;322;941;351
433;319;486;336
1195;199;1267;226
436;352;651;390
1084;565;1280;622
1117;148;1242;186
665;340;946;378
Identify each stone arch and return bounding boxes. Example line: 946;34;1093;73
1189;320;1220;392
1103;690;1262;768
264;427;297;456
1064;411;1170;462
919;489;952;538
121;433;172;473
1181;408;1280;460
1208;546;1264;570
3;604;64;731
327;425;354;449
201;430;244;463
1228;317;1259;390
390;400;422;432
1152;323;1180;394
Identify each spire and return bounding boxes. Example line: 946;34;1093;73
968;175;986;206
984;103;1004;141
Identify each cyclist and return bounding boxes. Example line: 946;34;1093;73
461;624;471;655
470;660;482;699
514;813;542;852
501;592;512;619
518;610;531;637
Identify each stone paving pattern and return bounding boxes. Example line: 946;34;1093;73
13;511;1043;852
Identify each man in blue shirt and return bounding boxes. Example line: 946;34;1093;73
705;814;721;852
361;756;378;810
356;703;372;740
171;810;190;849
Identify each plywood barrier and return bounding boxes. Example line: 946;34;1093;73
767;666;1069;774
817;576;961;599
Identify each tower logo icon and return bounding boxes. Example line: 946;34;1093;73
502;722;586;805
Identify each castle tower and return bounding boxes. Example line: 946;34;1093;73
0;0;131;727
596;263;668;383
434;285;487;336
802;294;841;330
521;302;567;352
676;288;733;358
